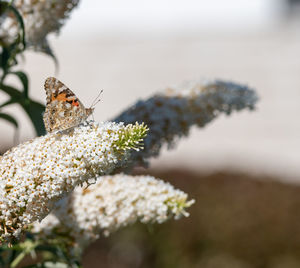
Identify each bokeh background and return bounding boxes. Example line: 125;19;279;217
3;0;300;267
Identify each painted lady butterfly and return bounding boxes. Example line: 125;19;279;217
43;77;94;133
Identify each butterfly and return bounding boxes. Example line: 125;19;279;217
43;77;97;133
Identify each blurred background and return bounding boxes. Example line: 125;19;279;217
3;0;300;267
2;0;300;181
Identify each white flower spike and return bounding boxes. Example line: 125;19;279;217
33;174;195;257
114;79;258;167
0;121;147;242
0;0;79;52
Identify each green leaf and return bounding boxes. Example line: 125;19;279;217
0;46;14;74
0;112;18;128
0;83;22;99
22;99;46;136
0;1;9;16
0;84;46;136
0;98;19;109
9;71;28;98
8;4;26;49
0;2;26;73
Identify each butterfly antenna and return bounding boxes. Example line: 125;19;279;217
91;89;103;108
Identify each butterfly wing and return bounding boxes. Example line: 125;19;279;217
43;77;90;133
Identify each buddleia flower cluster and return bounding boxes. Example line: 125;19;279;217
31;79;257;260
114;79;258;167
0;121;148;242
33;174;195;257
0;0;79;51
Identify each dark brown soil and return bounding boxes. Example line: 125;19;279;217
82;169;300;268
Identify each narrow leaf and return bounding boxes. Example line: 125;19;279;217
0;83;22;99
0;98;18;109
0;112;18;128
22;100;46;136
9;71;28;98
0;84;46;135
7;4;26;49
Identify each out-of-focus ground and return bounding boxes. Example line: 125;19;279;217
82;169;300;268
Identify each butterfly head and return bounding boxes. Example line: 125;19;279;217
86;107;94;117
